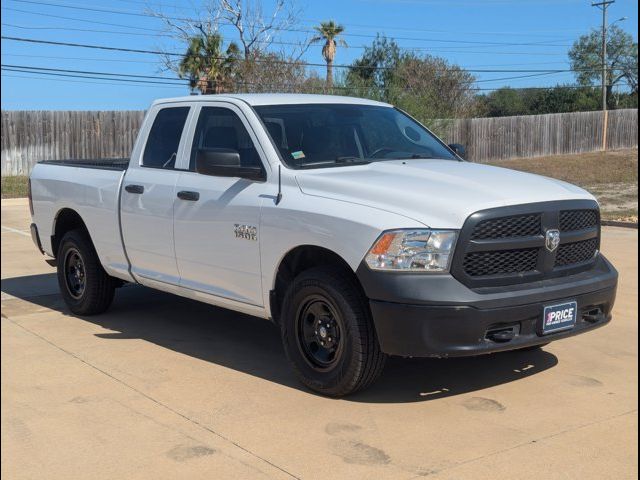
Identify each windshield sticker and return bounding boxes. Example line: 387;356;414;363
291;151;306;160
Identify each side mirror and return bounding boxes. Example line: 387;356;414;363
448;143;466;159
195;148;265;181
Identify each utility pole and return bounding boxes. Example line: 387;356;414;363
592;0;614;151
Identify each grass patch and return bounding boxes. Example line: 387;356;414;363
488;149;638;223
1;176;28;199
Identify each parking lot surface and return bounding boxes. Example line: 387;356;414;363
2;198;638;479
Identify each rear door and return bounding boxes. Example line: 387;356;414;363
173;102;269;305
120;104;192;284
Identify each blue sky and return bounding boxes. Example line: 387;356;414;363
1;0;638;110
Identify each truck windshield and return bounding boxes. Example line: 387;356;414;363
253;103;457;168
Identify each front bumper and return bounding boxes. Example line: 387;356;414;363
356;254;618;357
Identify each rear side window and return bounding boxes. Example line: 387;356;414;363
142;107;189;169
189;107;262;171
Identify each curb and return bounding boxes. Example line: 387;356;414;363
602;221;639;229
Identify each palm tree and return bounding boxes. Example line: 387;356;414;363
179;32;240;94
310;21;347;91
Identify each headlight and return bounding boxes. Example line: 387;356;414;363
365;229;458;272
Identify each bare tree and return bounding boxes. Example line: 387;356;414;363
151;0;301;66
150;2;222;77
218;0;299;60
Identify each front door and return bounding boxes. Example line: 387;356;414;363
173;104;268;305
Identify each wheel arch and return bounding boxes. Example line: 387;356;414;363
269;244;365;324
51;208;91;258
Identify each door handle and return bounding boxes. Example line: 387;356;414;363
125;184;144;194
177;191;200;201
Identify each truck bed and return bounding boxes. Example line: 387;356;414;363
30;160;132;281
39;158;129;171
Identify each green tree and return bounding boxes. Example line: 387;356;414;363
525;86;600;114
310;21;347;90
612;90;638;109
388;54;478;126
477;88;528;117
344;35;477;124
178;31;240;94
477;86;602;117
344;35;401;100
568;25;638;106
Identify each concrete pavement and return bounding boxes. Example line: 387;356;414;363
1;198;637;479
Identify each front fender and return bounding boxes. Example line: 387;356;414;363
259;192;427;316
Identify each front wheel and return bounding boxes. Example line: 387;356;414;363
280;266;386;397
57;229;116;315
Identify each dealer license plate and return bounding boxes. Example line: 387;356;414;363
542;301;578;334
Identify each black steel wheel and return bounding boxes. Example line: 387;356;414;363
57;229;116;315
296;295;345;370
280;266;386;397
63;247;86;299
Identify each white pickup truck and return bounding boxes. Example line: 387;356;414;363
29;94;618;396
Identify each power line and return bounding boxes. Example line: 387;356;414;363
0;20;575;52
474;71;569;83
0;5;575;47
1;66;186;85
3;64;632;92
6;0;591;40
2;6;163;31
5;36;634;74
109;0;194;12
2;67;632;94
84;0;591;38
4;64;565;86
2;35;184;56
7;0;192;21
5;0;578;48
0;53;162;63
2;9;575;53
1;23;174;38
0;53;574;69
1;63;185;81
108;0;587;38
1;72;185;88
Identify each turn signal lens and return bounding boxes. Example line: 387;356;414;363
365;229;458;272
369;232;395;255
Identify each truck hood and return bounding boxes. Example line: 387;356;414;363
295;159;595;228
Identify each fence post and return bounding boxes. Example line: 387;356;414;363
602;109;609;151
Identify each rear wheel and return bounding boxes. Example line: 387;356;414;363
57;229;116;315
280;266;386;397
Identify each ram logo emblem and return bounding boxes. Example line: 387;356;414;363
545;229;561;253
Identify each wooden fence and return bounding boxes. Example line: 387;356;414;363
1;108;637;175
1;110;146;176
435;108;638;162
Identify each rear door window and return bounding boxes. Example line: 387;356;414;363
142;107;190;169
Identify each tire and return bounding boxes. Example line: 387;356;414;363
56;229;116;315
280;266;386;397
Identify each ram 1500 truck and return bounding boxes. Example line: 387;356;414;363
29;94;618;396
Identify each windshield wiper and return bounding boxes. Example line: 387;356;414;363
297;157;372;169
336;156;371;163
